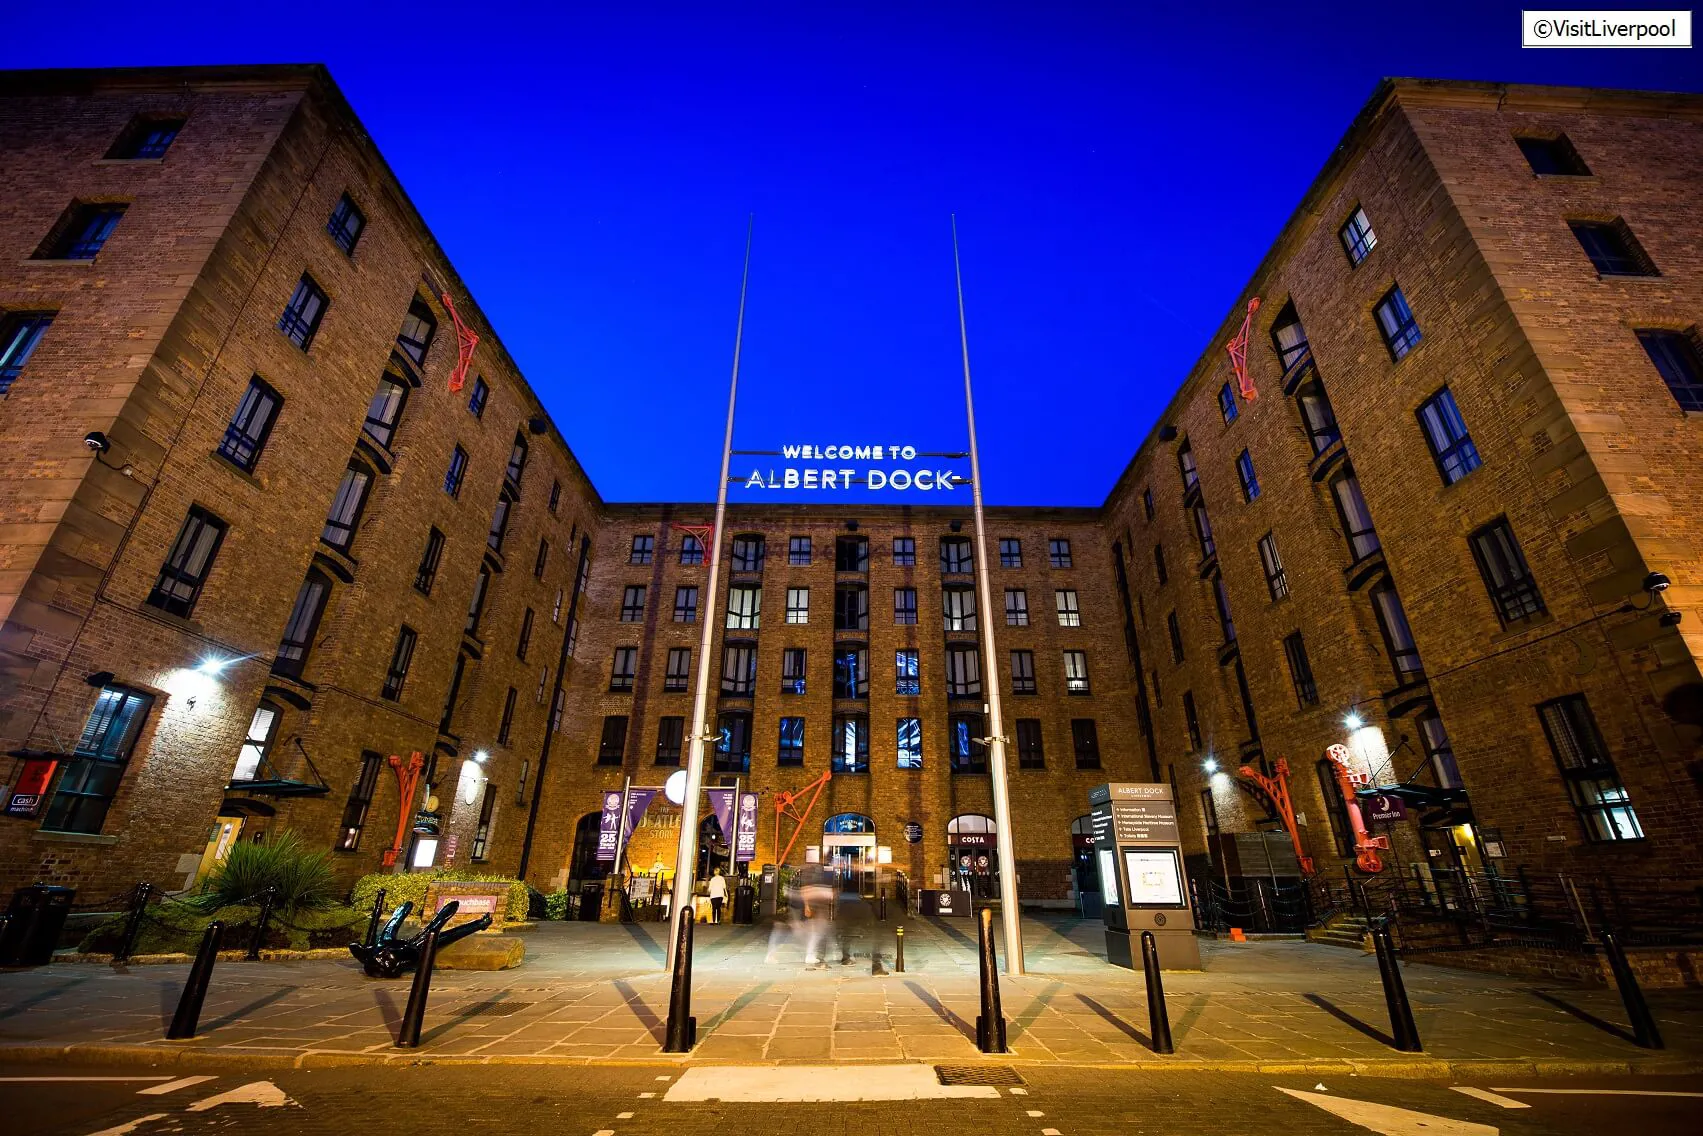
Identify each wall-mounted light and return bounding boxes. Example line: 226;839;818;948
195;656;233;677
1202;756;1218;773
1643;572;1671;595
472;749;490;764
1344;712;1363;730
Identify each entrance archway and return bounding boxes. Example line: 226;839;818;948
947;814;999;899
568;812;611;883
823;813;875;895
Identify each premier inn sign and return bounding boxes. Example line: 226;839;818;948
740;443;968;493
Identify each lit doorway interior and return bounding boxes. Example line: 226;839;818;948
822;812;875;895
947;813;999;900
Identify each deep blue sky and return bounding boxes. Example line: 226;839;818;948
5;3;1698;505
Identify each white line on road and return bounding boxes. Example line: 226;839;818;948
1276;1087;1498;1135
82;1113;166;1136
186;1081;296;1111
1026;1110;1044;1117
1451;1088;1530;1109
0;1077;172;1083
1490;1088;1703;1099
593;1130;614;1136
665;1065;999;1102
618;1112;634;1119
137;1076;216;1096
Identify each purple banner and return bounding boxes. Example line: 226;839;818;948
706;788;735;842
626;788;658;836
735;791;759;862
595;789;622;861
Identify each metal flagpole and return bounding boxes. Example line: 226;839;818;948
666;217;753;972
951;215;1025;975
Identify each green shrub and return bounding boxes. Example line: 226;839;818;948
77;899;366;955
349;869;529;923
193;830;338;914
543;889;572;920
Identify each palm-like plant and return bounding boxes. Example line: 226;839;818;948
195;830;337;913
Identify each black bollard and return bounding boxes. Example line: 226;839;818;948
894;925;905;973
166;921;224;1040
878;886;887;922
395;928;441;1048
1370;918;1422;1052
1601;928;1664;1049
117;882;151;963
974;906;1008;1053
246;886;277;961
663;912;697;1052
363;888;387;948
1139;930;1175;1054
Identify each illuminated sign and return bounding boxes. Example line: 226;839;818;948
739;442;967;493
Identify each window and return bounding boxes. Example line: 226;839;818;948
945;645;981;698
894;587;918;625
1636;330;1703;413
1213;573;1236;645
1004;588;1029;626
1370;580;1423;683
679;534;704;564
1569;220;1657;277
1177;441;1200;494
610;646;638;692
1142;488;1155;521
548;479;561;515
109;116;184;159
1182;691;1202;751
1011;650;1036;695
949;712;986;773
470;781;496;861
1374;285;1421;361
147;506;226;617
833;647;869;699
1071;719;1101;769
1218;382;1238;424
503;433;528;491
534;538;549;579
1193;504;1215;562
42;685;153;835
726;585;761;629
326;193;364;254
630;535;654;564
786;586;810;624
320;464;372;551
896;648;920;696
715;712;752;773
467;375;489;418
1062;650;1090;695
1235;450;1260;501
1153;544;1168;586
536;666;549;704
892;537;915;566
1297;379;1342;456
673;585;698;623
361;377;407;450
216;376;281;470
1283;632;1317;707
1417;710;1462;789
943;585;977;631
941;536;973;573
832;715;869;773
336;751;384;852
274;570;331;678
1339;205;1377;266
1416;387;1482;484
1258;533;1288;601
486;496;512;554
1055;589;1081;627
444;445;469;497
779;717;805;766
835;536;868;572
1271;302;1310;372
517;607;535;660
553;587;564;624
1049;538;1073;568
230;702;281;783
396;298;437;367
656;717;685;765
620;585;647;623
1316;759;1352;857
896;717;923;769
1470;518;1546;624
278;274;328;349
39;202;126;260
1167;611;1184;663
465;565;491;636
1516;134;1590;176
835;584;869;630
1539;695;1642;842
999;538;1022;568
664;647;690;692
516;760;530;805
1331;471;1380;562
782;647;807;694
731;534;766;572
789;536;813;565
597;716;628;764
1201;788;1220;837
381;625;417;700
1015;719;1044;769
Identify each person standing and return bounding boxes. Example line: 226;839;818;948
707;869;728;924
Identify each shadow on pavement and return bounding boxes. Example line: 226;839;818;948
1076;993;1152;1048
0;978;90;1020
620;920;665;964
203;985;300;1031
1531;989;1636;1045
1303;992;1395;1047
614;978;664;1043
904;979;974;1041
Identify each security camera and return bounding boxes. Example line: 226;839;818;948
1643;572;1671;594
83;431;110;453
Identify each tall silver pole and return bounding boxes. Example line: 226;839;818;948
951;215;1025;975
666;218;753;971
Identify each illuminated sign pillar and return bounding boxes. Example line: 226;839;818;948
1089;782;1201;970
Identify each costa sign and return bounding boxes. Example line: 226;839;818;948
740;442;967;493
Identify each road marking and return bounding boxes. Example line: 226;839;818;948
186;1081;296;1111
1276;1087;1498;1136
1008;1087;1029;1095
0;1077;172;1083
655;1074;672;1080
665;1065;1000;1102
1490;1088;1703;1099
618;1112;634;1119
1042;1129;1061;1135
83;1114;166;1136
138;1076;216;1096
639;1092;655;1098
593;1130;614;1136
1027;1110;1044;1117
1451;1088;1529;1109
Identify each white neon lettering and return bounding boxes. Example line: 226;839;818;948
782;446;801;459
823;470;838;488
901;446;916;460
745;469;765;488
890;471;912;490
804;470;819;489
784;468;800;489
915;470;934;490
867;470;887;490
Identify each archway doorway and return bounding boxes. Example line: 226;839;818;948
947;814;999;900
823;812;875;895
696;813;733;879
568;812;612;885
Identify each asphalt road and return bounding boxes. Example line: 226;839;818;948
4;1062;1702;1136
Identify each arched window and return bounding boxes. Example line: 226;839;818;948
947;814;996;835
825;813;874;834
1069;815;1094;835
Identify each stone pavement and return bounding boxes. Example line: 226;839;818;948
1;906;1700;1073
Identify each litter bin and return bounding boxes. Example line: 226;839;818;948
577;881;603;921
0;884;76;966
732;882;755;924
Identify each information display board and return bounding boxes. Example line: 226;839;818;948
1088;782;1200;970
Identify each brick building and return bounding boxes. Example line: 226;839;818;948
2;68;1701;915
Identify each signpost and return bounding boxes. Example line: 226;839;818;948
1089;782;1201;970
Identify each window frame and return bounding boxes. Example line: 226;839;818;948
597;715;629;765
1416;386;1482;485
278;274;329;350
274;570;332;679
1636;329;1703;413
721;641;758;696
1537;694;1643;843
630;535;655;565
620;584;647;623
1055;588;1081;627
896;648;920;696
40;684;154;835
1218;382;1238;424
998;538;1022;568
467;375;489;418
896;716;923;770
1338;205;1377;266
781;647;808;694
779;716;806;767
381;625;417;701
673;585;699;623
1235;449;1260;502
326;192;365;254
1015;718;1044;769
217;376;282;471
1062;649;1090;695
1049;538;1073;568
789;536;813;566
1004;587;1029;626
1374;285;1422;361
945;644;982;699
1071;719;1101;770
1257;532;1288;601
786;586;810;625
664;647;691;693
656;717;685;766
414;527;446;592
444;445;469;498
147;505;227;618
831;713;870;774
894;586;918;626
610;646;638;692
1010;649;1036;695
892;537;916;566
1469;517;1546;625
1283;631;1318;708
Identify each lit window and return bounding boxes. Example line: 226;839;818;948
781;648;807;694
832;714;869;774
1004;588;1029;626
1338;205;1377;266
726;585;761;629
941;537;973;573
1538;694;1642;842
721;643;757;696
0;312;54;395
1416;387;1482;484
779;717;805;766
1055;589;1081;627
42;686;153;835
322;463;373;551
786;586;810;624
1063;650;1090;694
1374;285;1422;361
731;535;765;571
896;648;920;696
896;717;922;769
943;585;977;631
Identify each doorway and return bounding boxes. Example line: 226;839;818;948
193;814;246;884
822;813;875;895
947;814;999;900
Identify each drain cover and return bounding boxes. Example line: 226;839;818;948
457;1001;533;1017
935;1064;1024;1086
